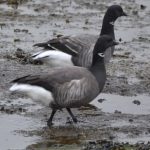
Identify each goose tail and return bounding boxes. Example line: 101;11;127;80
33;42;54;50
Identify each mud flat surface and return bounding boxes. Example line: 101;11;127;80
0;0;150;149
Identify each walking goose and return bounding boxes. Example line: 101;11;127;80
10;35;118;126
32;5;126;67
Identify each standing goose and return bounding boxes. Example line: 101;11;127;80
10;35;118;126
32;5;126;67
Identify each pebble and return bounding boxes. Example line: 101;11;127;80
114;110;122;114
133;100;141;105
98;99;106;103
0;106;26;114
140;5;146;10
129;118;134;122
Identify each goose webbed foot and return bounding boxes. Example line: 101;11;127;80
47;109;57;127
66;108;78;123
47;121;54;127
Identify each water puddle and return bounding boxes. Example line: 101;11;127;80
0;114;42;150
91;93;150;144
91;93;150;114
0;96;44;150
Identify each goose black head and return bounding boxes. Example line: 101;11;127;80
106;5;127;23
93;35;119;57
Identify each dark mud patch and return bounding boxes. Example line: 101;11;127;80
3;48;42;65
27;139;150;150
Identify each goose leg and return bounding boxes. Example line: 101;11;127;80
47;109;57;127
66;108;77;123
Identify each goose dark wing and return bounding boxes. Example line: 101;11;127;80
33;34;98;57
34;36;78;56
11;67;92;92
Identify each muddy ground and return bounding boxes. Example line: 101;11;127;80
0;0;150;149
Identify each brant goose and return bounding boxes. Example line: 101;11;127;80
10;35;118;126
33;5;126;67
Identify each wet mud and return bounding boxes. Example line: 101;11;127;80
0;0;150;149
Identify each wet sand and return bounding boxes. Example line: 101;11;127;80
0;0;150;149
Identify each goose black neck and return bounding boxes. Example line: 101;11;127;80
100;12;115;39
91;54;104;66
89;55;106;90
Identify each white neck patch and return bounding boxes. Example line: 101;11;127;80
109;21;114;26
98;53;105;57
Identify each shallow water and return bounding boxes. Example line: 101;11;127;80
91;93;150;114
0;114;41;150
0;95;44;150
91;93;150;144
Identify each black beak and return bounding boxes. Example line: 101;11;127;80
122;11;127;16
112;40;119;46
107;40;119;49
